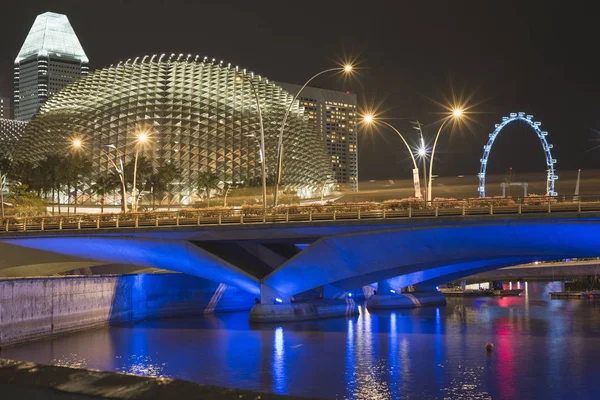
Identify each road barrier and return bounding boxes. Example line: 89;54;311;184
2;195;600;233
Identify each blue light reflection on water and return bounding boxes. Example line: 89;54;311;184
2;282;600;399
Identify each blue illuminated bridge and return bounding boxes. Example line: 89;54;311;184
1;206;600;305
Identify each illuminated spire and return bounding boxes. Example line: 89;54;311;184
15;12;88;64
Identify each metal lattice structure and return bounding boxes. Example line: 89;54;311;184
478;112;557;198
15;54;334;203
0;119;27;157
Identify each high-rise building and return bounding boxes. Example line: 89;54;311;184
277;83;358;191
0;97;10;119
14;12;88;121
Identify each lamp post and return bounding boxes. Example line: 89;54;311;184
412;120;428;199
362;115;422;198
71;138;128;212
427;109;463;203
236;74;267;213
132;132;148;212
103;144;128;212
273;64;354;207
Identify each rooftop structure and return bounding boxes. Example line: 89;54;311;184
14;12;89;121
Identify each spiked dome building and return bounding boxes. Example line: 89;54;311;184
15;54;335;205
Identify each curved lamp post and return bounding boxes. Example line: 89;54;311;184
236;74;267;214
131;132;149;212
363;115;422;198
427;109;463;203
72;139;128;212
103;144;128;211
273;64;354;207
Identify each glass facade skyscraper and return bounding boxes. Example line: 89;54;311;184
14;12;89;121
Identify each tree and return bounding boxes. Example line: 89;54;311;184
107;172;127;212
222;180;240;207
156;162;181;209
91;176;118;214
36;155;63;215
125;156;152;210
60;153;92;214
197;168;221;206
9;161;37;190
0;156;11;221
7;184;46;217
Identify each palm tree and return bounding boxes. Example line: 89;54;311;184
91;176;118;213
37;155;63;215
197;168;221;207
0;156;11;221
157;162;181;209
107;172;126;212
222;180;240;207
125;156;152;209
60;153;92;214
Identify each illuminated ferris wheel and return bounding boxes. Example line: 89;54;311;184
478;112;557;198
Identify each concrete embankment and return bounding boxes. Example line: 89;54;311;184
0;274;255;347
367;291;447;309
0;358;313;399
250;298;358;323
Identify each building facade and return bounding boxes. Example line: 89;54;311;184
15;54;334;205
277;83;358;191
0;119;27;157
14;12;89;121
0;97;11;119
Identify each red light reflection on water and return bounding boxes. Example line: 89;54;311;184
494;317;516;399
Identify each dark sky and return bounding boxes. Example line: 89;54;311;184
2;0;599;181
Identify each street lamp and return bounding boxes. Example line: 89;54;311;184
273;64;354;207
412;120;428;199
132;131;149;212
236;74;267;214
103;144;128;212
362;114;422;198
427;109;463;203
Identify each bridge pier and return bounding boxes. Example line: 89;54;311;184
366;278;446;310
249;283;358;323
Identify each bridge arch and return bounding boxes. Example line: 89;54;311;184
478;112;557;198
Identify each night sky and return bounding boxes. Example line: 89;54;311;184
2;0;599;182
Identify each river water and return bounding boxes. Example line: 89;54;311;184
3;282;600;399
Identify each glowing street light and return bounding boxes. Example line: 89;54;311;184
71;138;82;149
362;113;422;198
273;63;355;207
427;108;464;202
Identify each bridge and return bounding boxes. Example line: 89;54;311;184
2;196;600;317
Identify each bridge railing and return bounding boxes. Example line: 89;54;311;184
2;195;600;233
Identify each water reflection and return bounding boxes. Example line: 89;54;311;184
2;282;600;399
272;326;286;394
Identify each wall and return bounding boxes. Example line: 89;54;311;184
0;274;255;347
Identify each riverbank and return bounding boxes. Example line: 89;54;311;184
0;274;254;347
0;359;312;399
